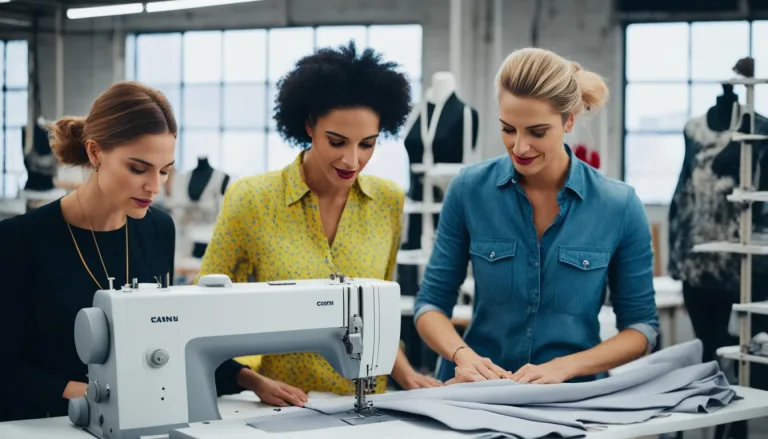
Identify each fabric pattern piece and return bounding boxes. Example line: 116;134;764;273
197;151;405;395
302;340;738;438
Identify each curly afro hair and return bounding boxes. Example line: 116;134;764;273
273;40;413;148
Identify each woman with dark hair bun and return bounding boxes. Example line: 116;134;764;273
198;41;442;407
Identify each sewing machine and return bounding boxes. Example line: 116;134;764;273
67;273;401;439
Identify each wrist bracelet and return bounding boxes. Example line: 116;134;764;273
452;346;467;363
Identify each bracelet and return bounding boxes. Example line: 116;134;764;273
451;346;467;364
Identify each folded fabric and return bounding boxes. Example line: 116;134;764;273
301;339;739;438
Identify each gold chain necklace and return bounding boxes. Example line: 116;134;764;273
66;189;129;290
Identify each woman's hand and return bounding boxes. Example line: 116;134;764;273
510;358;573;384
452;348;512;381
393;369;443;390
236;368;308;407
63;381;88;399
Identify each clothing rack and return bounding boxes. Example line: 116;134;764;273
693;76;768;387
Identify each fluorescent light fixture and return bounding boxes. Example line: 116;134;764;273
146;0;262;13
0;1;11;3
67;3;144;19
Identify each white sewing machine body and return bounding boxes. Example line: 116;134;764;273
68;274;401;439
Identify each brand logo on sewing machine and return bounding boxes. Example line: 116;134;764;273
316;301;334;306
151;316;179;323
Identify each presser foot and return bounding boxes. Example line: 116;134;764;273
334;406;399;426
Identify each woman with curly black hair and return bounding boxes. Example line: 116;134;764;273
198;41;441;407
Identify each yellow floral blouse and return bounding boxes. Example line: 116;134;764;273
197;152;404;395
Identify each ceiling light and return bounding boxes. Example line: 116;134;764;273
146;0;263;13
67;3;144;19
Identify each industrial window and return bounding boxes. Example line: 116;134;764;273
623;20;768;205
0;40;29;198
125;24;422;191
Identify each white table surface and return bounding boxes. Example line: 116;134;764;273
3;386;765;439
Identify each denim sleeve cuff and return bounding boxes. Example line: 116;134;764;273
625;322;658;352
414;304;450;325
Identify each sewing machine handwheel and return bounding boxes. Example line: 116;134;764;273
68;397;89;427
74;308;110;365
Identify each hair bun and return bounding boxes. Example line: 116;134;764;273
49;116;89;166
571;62;582;73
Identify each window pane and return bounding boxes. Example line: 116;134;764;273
754;21;768;79
625;84;688;132
6;40;27;88
691;21;749;81
6;91;28;127
149;85;181;123
0;42;4;88
224;29;267;82
410;78;422;105
184;31;222;84
183;85;221;129
266;130;297;172
125;34;135;80
363;136;410;193
137;34;182;84
5;127;23;173
368;25;422;79
4;173;21;198
757;86;768;118
222;131;265;177
223;84;267;129
626;23;689;81
267;83;278;131
182;130;221;172
316;25;367;50
624;134;684;204
268;27;314;82
691;83;746;119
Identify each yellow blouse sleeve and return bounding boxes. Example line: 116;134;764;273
384;189;405;282
196;178;254;284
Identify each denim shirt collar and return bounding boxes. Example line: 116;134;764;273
496;144;586;200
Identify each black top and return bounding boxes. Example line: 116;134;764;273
0;200;245;422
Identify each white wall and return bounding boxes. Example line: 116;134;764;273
25;0;671;272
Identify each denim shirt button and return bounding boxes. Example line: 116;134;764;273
489;251;495;259
582;259;589;268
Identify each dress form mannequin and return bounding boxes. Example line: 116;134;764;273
402;72;479;254
21;119;57;192
168;156;230;259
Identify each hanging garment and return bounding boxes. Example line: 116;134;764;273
167;168;229;258
668;113;768;292
242;340;737;439
401;93;479;251
21;124;57;191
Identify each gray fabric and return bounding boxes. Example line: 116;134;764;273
302;339;738;438
247;410;349;432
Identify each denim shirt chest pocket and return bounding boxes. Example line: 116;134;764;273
555;247;611;314
469;239;517;304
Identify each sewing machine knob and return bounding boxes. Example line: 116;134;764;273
89;381;110;403
68;397;90;427
148;349;170;368
74;308;110;365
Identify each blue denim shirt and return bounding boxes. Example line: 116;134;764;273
414;146;659;383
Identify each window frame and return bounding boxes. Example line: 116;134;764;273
126;24;423;178
621;19;763;206
0;39;29;198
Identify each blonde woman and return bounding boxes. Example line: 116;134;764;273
414;47;659;385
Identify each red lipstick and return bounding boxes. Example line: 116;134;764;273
132;198;152;208
513;154;539;166
334;168;356;180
